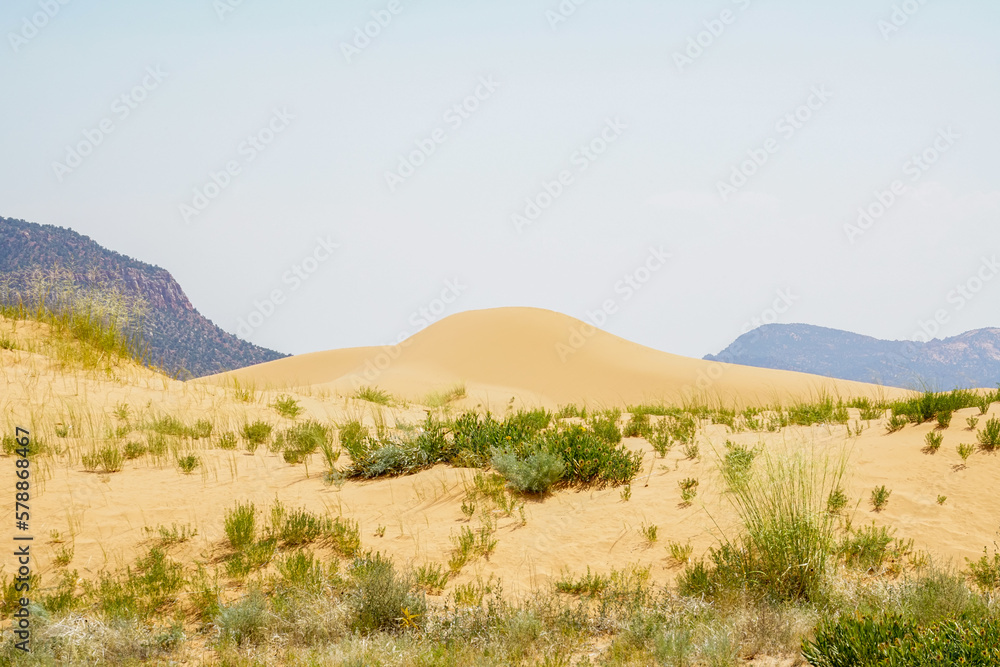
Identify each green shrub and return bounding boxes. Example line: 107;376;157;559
623;412;651;438
802;612;1000;667
276;420;332;464
241;421;272;452
647;418;674;457
977;417;1000;451
273;394;302;418
885;414;908;434
217;432;237;450
147;433;168;457
826;487;848;514
965;548;1000;591
967;416;980;430
82;445;124;473
490;445;565;494
936;410;953;429
415;563;449;595
870;485;891;512
957;443;975;463
587;409;622;445
349;552;425;634
353;386;393;405
123;441;146;460
721;440;756;488
191;419;213;439
88;547;185;619
176;454;200;474
923;431;943;453
216;590;267;646
225;502;257;550
541;424;643;487
678;477;699;503
839;523;910;573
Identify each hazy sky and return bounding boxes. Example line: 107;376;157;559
2;0;998;358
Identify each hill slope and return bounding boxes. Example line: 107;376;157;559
209;307;907;406
705;323;1000;390
0;216;287;377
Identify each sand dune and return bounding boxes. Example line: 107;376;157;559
209;307;906;407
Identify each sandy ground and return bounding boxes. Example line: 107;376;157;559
1;308;997;603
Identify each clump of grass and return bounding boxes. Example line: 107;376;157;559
678;478;699;504
667;541;693;566
870;485;891;512
123;441;146;460
556;404;587;419
217;432;237;450
353;386;393;406
414;563;449;595
977;417;1000;451
967;416;980;430
885;413;908;434
965;548;1000;591
957;443;975;466
216;589;267;646
232;378;256;403
176;454;200;474
721;440;756;488
82;445;124;473
87;547;185;619
241;420;273;452
647;418;674;457
53;545;74;567
273;394;302;418
587;408;623;445
424;383;466;408
623;412;651;438
225;503;257;550
640;524;658;544
620;484;631;502
275;420;333;465
826;487;849;514
147;433;168;457
554;567;609;596
923;431;943;453
936;410;953;429
682;441;700;460
144;523;198;546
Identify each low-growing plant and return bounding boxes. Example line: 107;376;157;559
217;432;237;450
640;523;658;544
826;487;848;514
885;413;908;434
721;440;756;487
225;502;257;550
123;441;146;460
348;551;425;633
490;445;565;494
937;495;947;505
681;441;700;460
923;431;943;453
147;433;168;457
241;420;272;452
667;541;693;566
647;418;674;457
53;545;74;567
414;563;449;595
145;522;198;546
353;385;393;406
967;416;980;430
82;445;124;473
176;454;200;474
936;409;953;429
554;567;609;597
839;522;911;573
678;477;699;504
620;484;631;502
965;548;1000;591
587;408;623;445
216;589;267;646
870;485;891;512
957;443;975;465
424;383;466;408
623;411;651;438
977;417;1000;451
272;395;302;419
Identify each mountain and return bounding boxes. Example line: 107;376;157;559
705;323;1000;391
0;216;287;378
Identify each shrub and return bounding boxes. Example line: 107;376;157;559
89;547;185;619
885;413;907;434
541;425;643;487
839;522;910;573
147;434;168;457
490;445;565;494
176;454;200;474
648;418;674;457
640;524;658;544
957;443;975;464
623;412;651;438
349;551;425;634
82;445;124;473
587;409;622;445
353;386;393;405
217;432;237;450
424;383;466;408
216;590;267;646
225;502;257;550
965;548;1000;591
977;417;1000;451
870;485;891;512
923;431;943;453
936;410;953;429
667;541;693;566
191;419;213;439
967;416;980;430
276;420;332;464
241;421;272;452
721;440;756;488
273;394;302;418
414;563;449;595
826;487;848;514
678;478;699;504
802;612;1000;667
123;441;146;460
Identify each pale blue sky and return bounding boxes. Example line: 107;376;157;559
2;0;998;357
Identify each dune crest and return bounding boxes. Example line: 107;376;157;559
210;307;905;406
